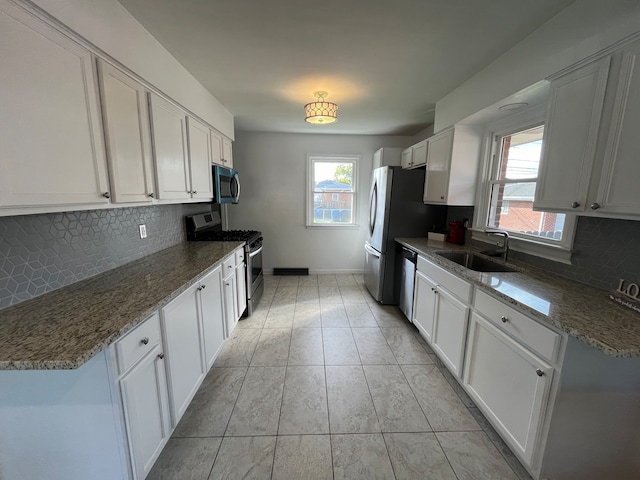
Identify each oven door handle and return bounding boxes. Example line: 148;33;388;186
249;246;263;258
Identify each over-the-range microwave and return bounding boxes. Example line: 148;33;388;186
213;165;240;204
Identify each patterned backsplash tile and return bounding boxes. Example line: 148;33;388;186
0;204;210;309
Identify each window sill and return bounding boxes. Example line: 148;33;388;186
470;231;574;265
305;224;360;229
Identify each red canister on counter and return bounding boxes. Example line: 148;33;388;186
447;221;465;245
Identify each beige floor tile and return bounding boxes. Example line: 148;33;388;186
214;329;261;367
147;437;221;480
331;433;394;480
173;367;247;437
380;327;434;364
272;435;333;480
288;328;324;365
298;275;319;286
437;431;519;480
208;436;276;480
351;327;398;365
384;432;457;480
322;327;361;365
251;328;292;366
320;304;350;327
225;366;286;436
325;365;380;433
402;364;480;431
278;366;329;434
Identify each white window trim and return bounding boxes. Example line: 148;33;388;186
472;105;576;264
306;154;360;228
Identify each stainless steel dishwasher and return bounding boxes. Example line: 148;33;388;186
399;246;417;321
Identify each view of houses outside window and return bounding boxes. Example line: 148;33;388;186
487;125;566;241
308;158;356;225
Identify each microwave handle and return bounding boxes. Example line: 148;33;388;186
231;173;240;201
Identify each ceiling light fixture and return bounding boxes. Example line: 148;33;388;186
304;91;338;124
498;102;529;111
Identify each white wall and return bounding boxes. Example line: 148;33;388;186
31;0;234;139
228;132;412;273
435;0;640;131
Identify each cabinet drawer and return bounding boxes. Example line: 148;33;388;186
474;290;560;363
417;256;472;302
222;255;236;274
235;248;245;264
114;312;161;375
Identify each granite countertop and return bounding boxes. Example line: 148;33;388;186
0;241;244;370
397;238;640;358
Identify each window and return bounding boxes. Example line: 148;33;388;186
307;155;358;227
476;113;576;261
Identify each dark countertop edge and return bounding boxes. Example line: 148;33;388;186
396;238;639;359
0;241;244;371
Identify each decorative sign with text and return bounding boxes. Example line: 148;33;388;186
610;279;640;314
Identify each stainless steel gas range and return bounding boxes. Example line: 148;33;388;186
186;211;264;316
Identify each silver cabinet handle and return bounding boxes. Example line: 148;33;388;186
440;195;444;200
571;201;580;208
225;282;230;286
201;284;206;290
102;192;111;199
140;337;149;345
501;315;508;323
590;203;601;210
536;368;545;377
158;353;165;360
148;192;154;198
192;190;197;195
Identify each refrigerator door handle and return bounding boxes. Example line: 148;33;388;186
369;181;378;236
364;242;381;258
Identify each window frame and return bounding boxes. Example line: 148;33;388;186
306;154;359;228
472;106;576;263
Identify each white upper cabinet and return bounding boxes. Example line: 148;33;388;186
423;126;481;205
0;0;109;208
596;40;640;215
535;36;640;217
148;93;191;200
373;147;402;168
400;140;427;169
211;129;234;168
186;117;213;199
97;60;155;204
534;57;610;213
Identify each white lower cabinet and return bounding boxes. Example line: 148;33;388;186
431;286;470;377
463;312;553;466
223;265;238;335
112;313;170;480
161;283;206;425
199;265;226;370
413;255;472;377
235;249;247;318
412;270;437;342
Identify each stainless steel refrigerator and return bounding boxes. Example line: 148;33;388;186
364;166;446;304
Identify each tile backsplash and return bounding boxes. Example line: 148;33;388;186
0;204;210;309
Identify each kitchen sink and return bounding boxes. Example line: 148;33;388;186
435;251;518;273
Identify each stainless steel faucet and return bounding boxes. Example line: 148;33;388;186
484;230;509;262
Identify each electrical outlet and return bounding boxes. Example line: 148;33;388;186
139;224;147;239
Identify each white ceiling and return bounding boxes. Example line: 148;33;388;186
118;0;575;135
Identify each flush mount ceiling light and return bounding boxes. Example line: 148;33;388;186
498;102;529;111
304;91;338;124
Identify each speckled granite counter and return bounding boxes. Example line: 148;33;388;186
397;238;640;358
0;241;243;370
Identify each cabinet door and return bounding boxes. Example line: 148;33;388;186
161;284;205;424
199;266;225;370
223;271;238;336
534;57;610;212
98;60;154;204
463;313;553;466
597;41;640;215
412;271;437;342
424;129;453;204
411;139;427;168
222;137;233;169
432;286;469;377
186;117;213;199
236;262;247;319
210;129;223;166
0;0;109;208
120;343;170;480
400;147;413;169
149;93;190;200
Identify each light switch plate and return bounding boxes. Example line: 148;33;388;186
139;224;147;239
